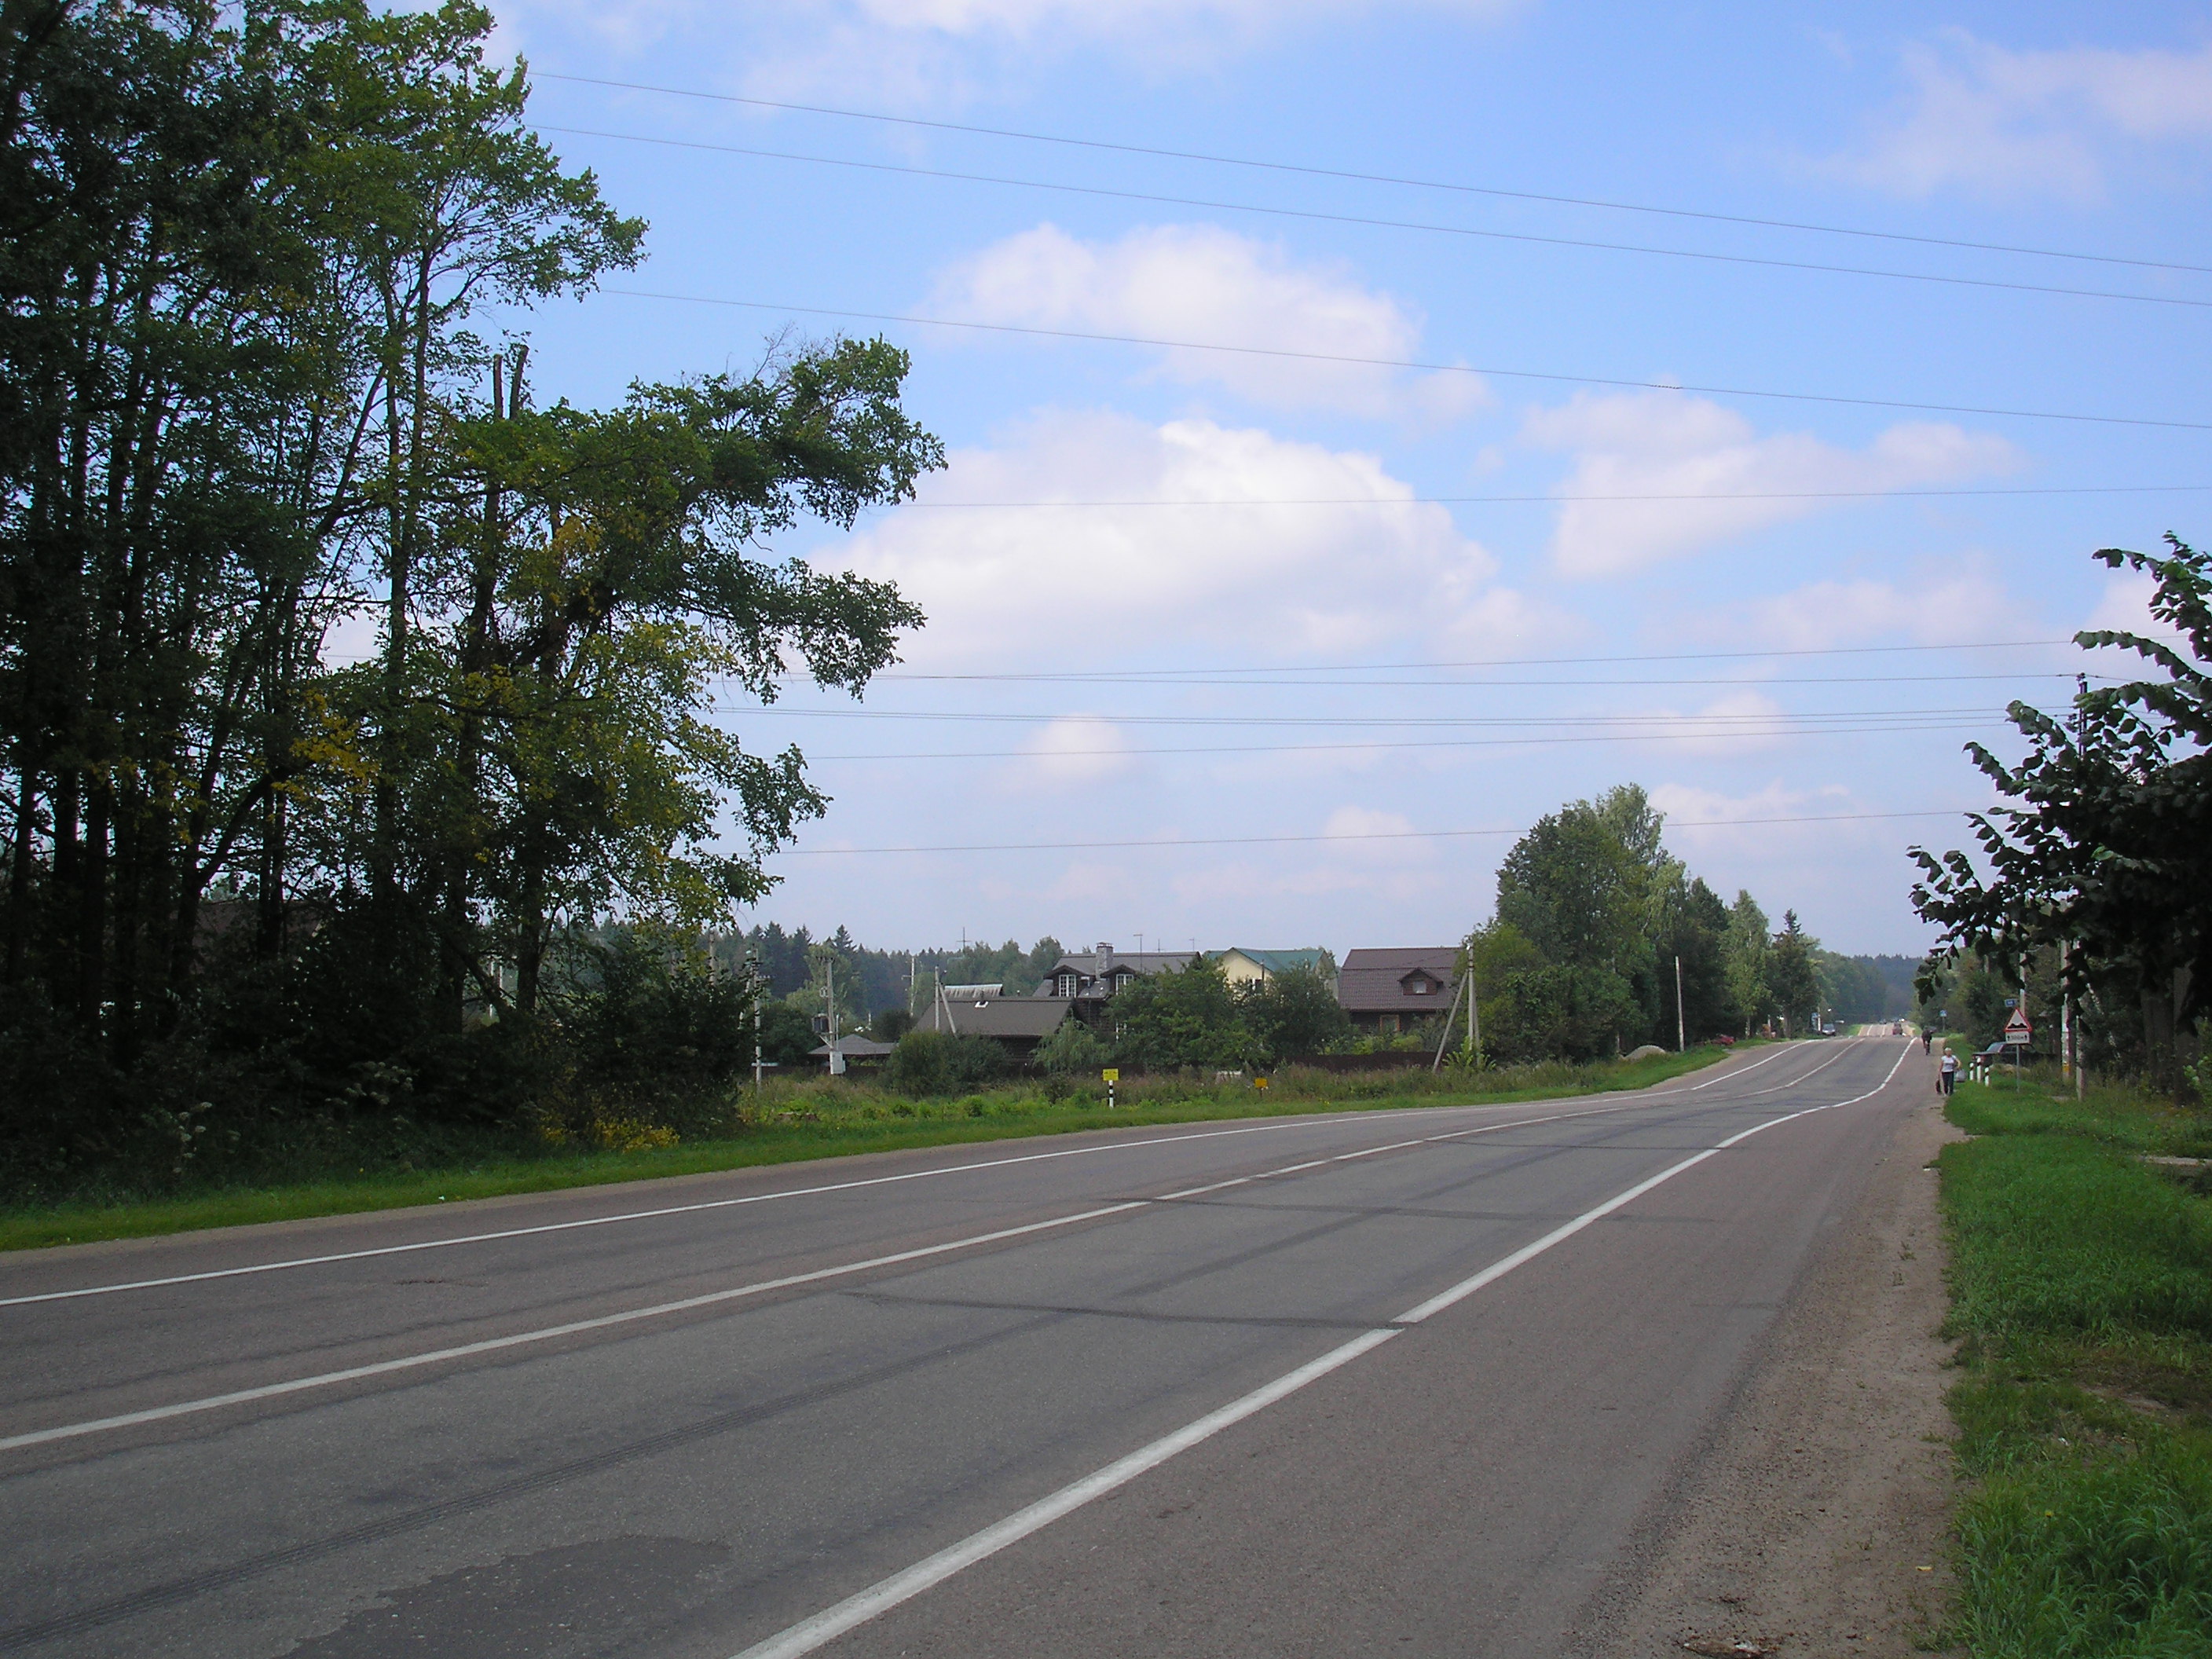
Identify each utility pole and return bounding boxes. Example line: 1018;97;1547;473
1431;976;1465;1072
750;950;764;1094
826;956;844;1076
1675;955;1686;1053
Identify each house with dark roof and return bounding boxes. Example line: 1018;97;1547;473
809;1035;899;1071
1337;947;1459;1034
1033;944;1200;1007
914;990;1079;1060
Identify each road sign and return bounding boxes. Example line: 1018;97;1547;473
2004;1013;2032;1046
1101;1068;1119;1082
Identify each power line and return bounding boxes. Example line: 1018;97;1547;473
721;674;2098;720
895;483;2212;508
546;124;2208;311
797;709;2001;735
602;290;2212;432
771;807;1973;857
535;72;2210;280
851;639;2075;682
806;719;1996;763
862;641;2070;685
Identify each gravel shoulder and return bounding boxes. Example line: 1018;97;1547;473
1576;1087;1966;1658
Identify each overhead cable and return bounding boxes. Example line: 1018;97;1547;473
805;719;1996;763
546;125;2208;310
601;290;2212;431
535;72;2209;278
895;483;2212;508
853;639;2073;679
771;807;1973;857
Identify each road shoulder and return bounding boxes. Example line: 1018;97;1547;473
1577;1085;1965;1657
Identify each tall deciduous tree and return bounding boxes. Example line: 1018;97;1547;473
1913;537;2211;1084
0;1;943;1184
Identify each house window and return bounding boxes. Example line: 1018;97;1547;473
1380;1015;1400;1034
1410;978;1432;994
1057;972;1076;998
1115;972;1132;991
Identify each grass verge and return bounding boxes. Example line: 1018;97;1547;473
1938;1057;2212;1656
0;1043;1741;1254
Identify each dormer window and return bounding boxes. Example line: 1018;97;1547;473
1057;972;1077;997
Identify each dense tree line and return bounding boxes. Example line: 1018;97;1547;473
0;1;939;1192
1913;537;2211;1091
1463;785;1829;1062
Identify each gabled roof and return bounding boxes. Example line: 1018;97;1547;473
1336;947;1460;1013
809;1035;899;1059
916;996;1077;1039
1038;950;1200;991
1215;947;1334;976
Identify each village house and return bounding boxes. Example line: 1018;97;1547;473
911;988;1078;1060
1336;947;1459;1034
1212;947;1335;989
1035;943;1199;1009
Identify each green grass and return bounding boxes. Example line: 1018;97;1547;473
0;1043;1737;1253
1939;1057;2212;1656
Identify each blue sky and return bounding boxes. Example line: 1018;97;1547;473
471;1;2210;957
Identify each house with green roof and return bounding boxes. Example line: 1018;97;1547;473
1211;948;1337;991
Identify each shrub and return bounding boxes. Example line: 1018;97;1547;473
888;1031;1010;1096
1035;1017;1108;1076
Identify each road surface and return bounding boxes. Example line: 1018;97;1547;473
0;1038;1925;1657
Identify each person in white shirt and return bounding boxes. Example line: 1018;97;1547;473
1939;1048;1960;1096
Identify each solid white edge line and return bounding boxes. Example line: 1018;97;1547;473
0;1048;1872;1453
2;1045;1803;1309
724;1039;1914;1659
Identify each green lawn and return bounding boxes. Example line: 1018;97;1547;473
1938;1059;2212;1656
0;1043;1739;1253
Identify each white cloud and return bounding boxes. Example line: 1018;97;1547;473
829;408;1526;668
1321;804;1432;863
1701;566;2028;652
1833;31;2212;200
1649;779;1863;859
1646;690;1793;758
1013;715;1135;785
848;0;1502;34
931;224;1486;419
721;0;1519;98
1523;390;2020;578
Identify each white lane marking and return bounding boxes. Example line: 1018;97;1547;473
731;1329;1404;1659
0;1083;1808;1454
3;1053;1787;1309
0;1123;1391;1309
727;1038;1916;1659
0;1202;1144;1453
1397;1042;1910;1325
1737;1042;1855;1099
1675;1042;1798;1092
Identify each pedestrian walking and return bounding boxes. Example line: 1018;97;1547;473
1939;1048;1959;1096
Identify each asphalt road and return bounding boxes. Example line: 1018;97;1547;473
0;1038;1926;1657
